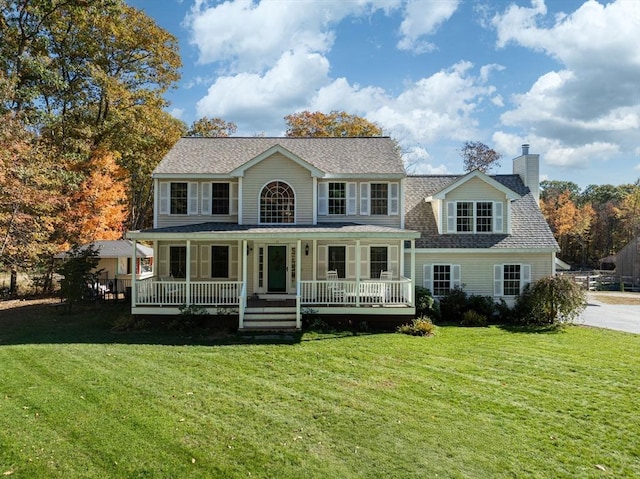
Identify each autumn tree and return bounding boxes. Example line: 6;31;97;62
284;111;383;137
187;117;237;137
459;141;502;173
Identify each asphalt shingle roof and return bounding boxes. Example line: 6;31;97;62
404;175;559;250
153;137;406;176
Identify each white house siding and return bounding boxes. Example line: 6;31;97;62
409;250;553;299
241;153;313;224
156;179;239;228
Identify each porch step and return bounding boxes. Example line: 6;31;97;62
242;306;298;331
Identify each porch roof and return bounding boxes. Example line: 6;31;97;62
127;222;420;241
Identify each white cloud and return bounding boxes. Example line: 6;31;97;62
186;0;402;72
196;50;330;127
403;146;450;174
493;0;639;164
169;107;185;120
397;0;460;53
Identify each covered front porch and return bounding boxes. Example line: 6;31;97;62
127;223;420;330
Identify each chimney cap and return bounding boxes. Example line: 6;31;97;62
522;144;530;155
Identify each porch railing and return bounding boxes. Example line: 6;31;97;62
134;278;242;307
299;278;413;306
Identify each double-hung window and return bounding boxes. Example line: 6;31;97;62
211;245;229;278
169;246;187;278
328;246;346;278
423;264;461;296
170;183;188;215
370;246;388;279
448;201;503;233
328;183;346;215
494;264;531;296
211;183;230;215
370;183;388;215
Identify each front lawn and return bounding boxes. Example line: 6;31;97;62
0;302;638;478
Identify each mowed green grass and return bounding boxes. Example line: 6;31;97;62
0;302;638;478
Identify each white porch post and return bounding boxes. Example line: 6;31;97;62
399;239;405;278
238;177;243;224
410;239;416;306
312;240;317;280
185;239;191;306
355;239;361;308
312;177;318;225
296;239;301;329
241;239;247;330
131;240;138;307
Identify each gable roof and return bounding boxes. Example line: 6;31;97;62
55;240;154;259
428;169;520;201
404;175;559;250
153;137;406;178
228;144;325;178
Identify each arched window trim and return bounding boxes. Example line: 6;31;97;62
258;179;296;224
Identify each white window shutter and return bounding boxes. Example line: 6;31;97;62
190;244;198;279
159;245;169;277
452;264;461;289
347;182;357;215
318;245;328;278
360;183;370;216
389;182;399;215
201;183;211;215
494;201;503;233
200;245;210;278
188;182;199;215
230;182;238;215
388;245;398;276
346;245;356;279
359;245;370;278
229;246;238;279
318;182;328;216
159;182;169;215
447;202;455;233
494;264;503;297
521;264;531;292
423;264;432;292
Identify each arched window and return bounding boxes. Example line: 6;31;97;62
260;181;295;223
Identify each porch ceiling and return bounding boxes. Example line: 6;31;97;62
127;222;420;241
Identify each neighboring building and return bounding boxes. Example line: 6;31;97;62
57;240;154;295
616;236;640;290
126;139;559;329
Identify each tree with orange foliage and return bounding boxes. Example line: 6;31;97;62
69;148;129;244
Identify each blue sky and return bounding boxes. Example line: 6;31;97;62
126;0;639;189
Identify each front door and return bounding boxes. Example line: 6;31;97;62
267;245;287;292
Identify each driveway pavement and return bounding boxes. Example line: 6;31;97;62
579;293;640;334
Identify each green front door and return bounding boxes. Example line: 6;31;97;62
267;246;287;292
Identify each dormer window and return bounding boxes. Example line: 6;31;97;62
447;201;503;234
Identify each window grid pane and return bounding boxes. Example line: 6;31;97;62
370;183;388;215
370;246;388;279
328;182;346;215
476;202;493;232
260;181;295;223
328;246;346;278
503;264;521;296
456;202;473;232
211;183;230;215
211;246;229;278
170;183;187;215
432;265;451;296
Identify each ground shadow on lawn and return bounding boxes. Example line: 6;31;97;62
0;299;305;347
497;324;565;334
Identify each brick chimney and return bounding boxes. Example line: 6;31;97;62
513;144;539;203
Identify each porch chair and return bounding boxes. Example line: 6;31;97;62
379;270;394;303
326;270;345;303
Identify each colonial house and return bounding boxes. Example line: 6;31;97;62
126;138;559;329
